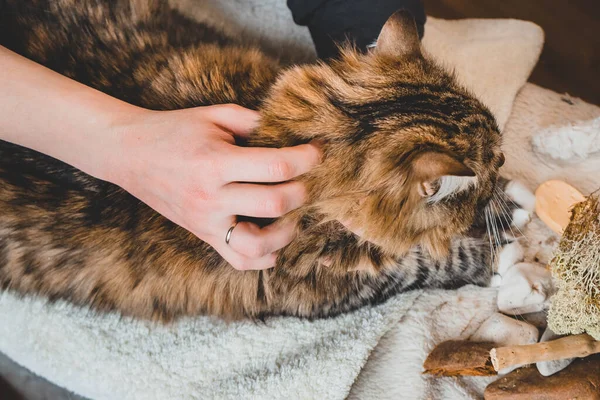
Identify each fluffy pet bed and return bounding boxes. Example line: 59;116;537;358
3;1;597;399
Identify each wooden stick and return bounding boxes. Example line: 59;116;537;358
490;334;600;372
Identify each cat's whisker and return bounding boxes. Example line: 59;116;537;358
490;203;504;266
496;191;530;242
492;192;516;240
499;192;529;243
492;193;516;242
484;207;497;266
487;202;501;251
493;196;507;239
501;202;527;243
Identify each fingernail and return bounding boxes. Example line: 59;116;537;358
340;219;365;237
320;256;333;267
248;111;261;127
310;139;325;153
308;140;325;163
270;252;279;268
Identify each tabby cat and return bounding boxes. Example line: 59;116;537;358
0;0;523;321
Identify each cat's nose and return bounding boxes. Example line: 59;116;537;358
497;153;505;167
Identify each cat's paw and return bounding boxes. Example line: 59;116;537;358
510;208;532;230
495;240;525;276
490;179;535;240
504;180;536;214
491;240;525;287
504;180;534;239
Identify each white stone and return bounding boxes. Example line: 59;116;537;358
536;327;575;377
490;274;503;287
505;180;536;213
498;365;526;376
472;313;540;375
511;208;532;230
497;262;554;315
520;311;548;329
495;241;525;276
471;312;539;346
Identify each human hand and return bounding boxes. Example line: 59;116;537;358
105;104;321;270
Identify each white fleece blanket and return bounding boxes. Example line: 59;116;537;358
3;1;586;399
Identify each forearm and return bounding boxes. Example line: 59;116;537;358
0;45;142;179
288;0;426;59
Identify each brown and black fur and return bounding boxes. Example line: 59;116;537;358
0;0;513;321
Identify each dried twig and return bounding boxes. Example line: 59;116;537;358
490;334;600;372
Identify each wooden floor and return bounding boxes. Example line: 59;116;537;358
423;0;600;105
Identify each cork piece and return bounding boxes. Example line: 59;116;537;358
534;180;585;234
484;355;600;400
423;340;497;376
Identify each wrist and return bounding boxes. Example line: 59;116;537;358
0;46;147;183
93;103;151;186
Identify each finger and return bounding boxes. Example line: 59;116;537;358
222;142;322;183
319;256;333;267
339;197;367;236
227;219;297;259
209;237;278;271
340;218;388;248
206;104;260;136
221;181;306;218
340;218;365;237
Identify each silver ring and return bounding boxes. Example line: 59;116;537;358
225;222;238;245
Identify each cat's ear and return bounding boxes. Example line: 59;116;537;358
374;9;422;58
411;152;475;198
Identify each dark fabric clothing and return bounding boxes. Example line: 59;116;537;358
287;0;426;59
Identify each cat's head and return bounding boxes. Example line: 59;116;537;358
258;10;504;259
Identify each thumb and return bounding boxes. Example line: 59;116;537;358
206;104;260;138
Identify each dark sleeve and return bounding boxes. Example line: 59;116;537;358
287;0;426;60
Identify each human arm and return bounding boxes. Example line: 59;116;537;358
0;45;321;270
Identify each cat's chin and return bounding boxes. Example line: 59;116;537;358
419;238;452;261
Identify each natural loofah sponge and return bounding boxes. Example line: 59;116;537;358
547;194;600;340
